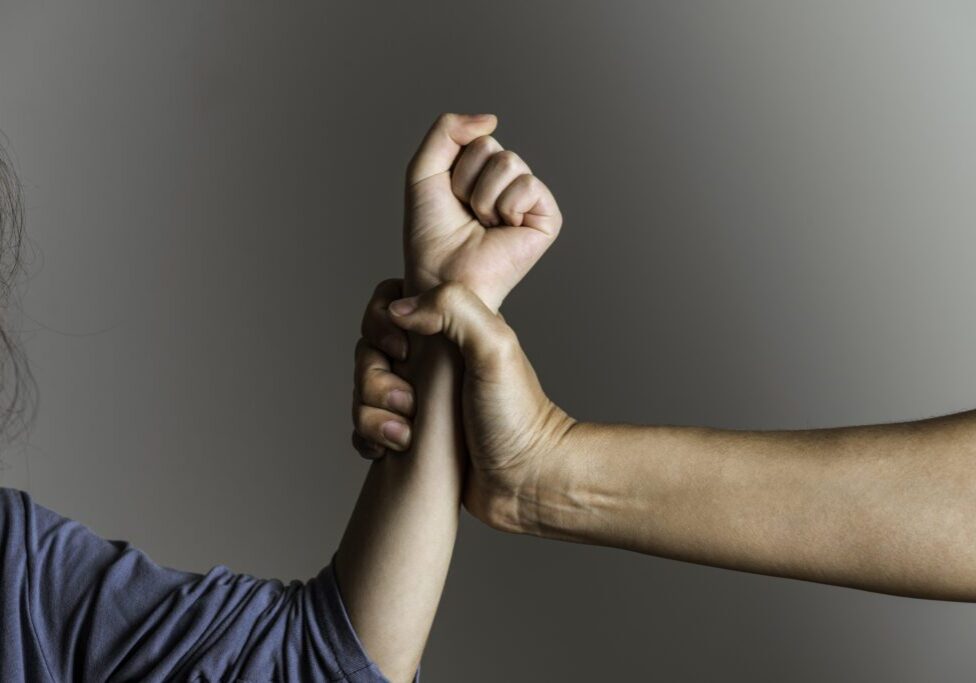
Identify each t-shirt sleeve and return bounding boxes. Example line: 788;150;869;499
1;488;410;682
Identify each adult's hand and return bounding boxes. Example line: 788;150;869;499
353;279;575;531
403;113;562;312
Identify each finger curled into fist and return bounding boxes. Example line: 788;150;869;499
403;113;563;312
355;110;568;457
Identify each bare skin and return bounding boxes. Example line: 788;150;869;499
335;113;561;681
355;281;976;603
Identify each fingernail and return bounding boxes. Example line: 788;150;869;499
389;297;418;316
468;113;494;120
381;420;411;448
387;389;414;414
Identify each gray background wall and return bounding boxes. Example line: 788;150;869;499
2;1;976;680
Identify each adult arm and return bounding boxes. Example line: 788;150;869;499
372;282;976;602
536;412;976;601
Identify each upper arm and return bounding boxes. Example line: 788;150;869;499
4;489;391;682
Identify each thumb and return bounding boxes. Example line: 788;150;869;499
387;282;516;370
406;113;498;187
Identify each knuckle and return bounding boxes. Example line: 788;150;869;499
354;361;374;391
472;201;495;220
363;371;392;403
493;325;521;361
451;175;471;200
436;112;457;129
352;405;369;432
520;173;542;191
498;206;521;226
493;149;520;171
551;211;564;235
470;135;497;153
498;205;517;221
470;193;493;213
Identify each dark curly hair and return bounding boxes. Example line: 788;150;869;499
0;140;37;446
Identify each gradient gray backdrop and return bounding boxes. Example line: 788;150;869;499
3;1;976;680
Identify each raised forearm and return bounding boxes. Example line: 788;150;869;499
529;410;976;601
335;110;561;677
335;329;463;681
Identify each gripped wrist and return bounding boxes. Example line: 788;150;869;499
403;267;441;298
403;267;505;314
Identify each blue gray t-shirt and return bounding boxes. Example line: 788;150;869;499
0;487;394;682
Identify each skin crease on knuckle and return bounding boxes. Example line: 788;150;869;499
490;149;517;171
517;173;540;199
359;370;385;408
470;194;495;224
498;208;521;227
499;178;535;226
463;136;499;167
472;135;497;152
498;187;530;225
471;154;529;218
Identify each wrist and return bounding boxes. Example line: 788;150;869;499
477;407;581;537
403;268;440;299
517;415;584;538
404;267;505;314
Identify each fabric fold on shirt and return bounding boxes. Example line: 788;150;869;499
0;487;416;683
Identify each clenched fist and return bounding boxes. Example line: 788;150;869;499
404;113;562;312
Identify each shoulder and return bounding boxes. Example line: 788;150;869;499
0;486;68;531
0;485;26;505
0;487;107;560
0;486;29;528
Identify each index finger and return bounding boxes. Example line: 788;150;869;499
406;113;498;187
